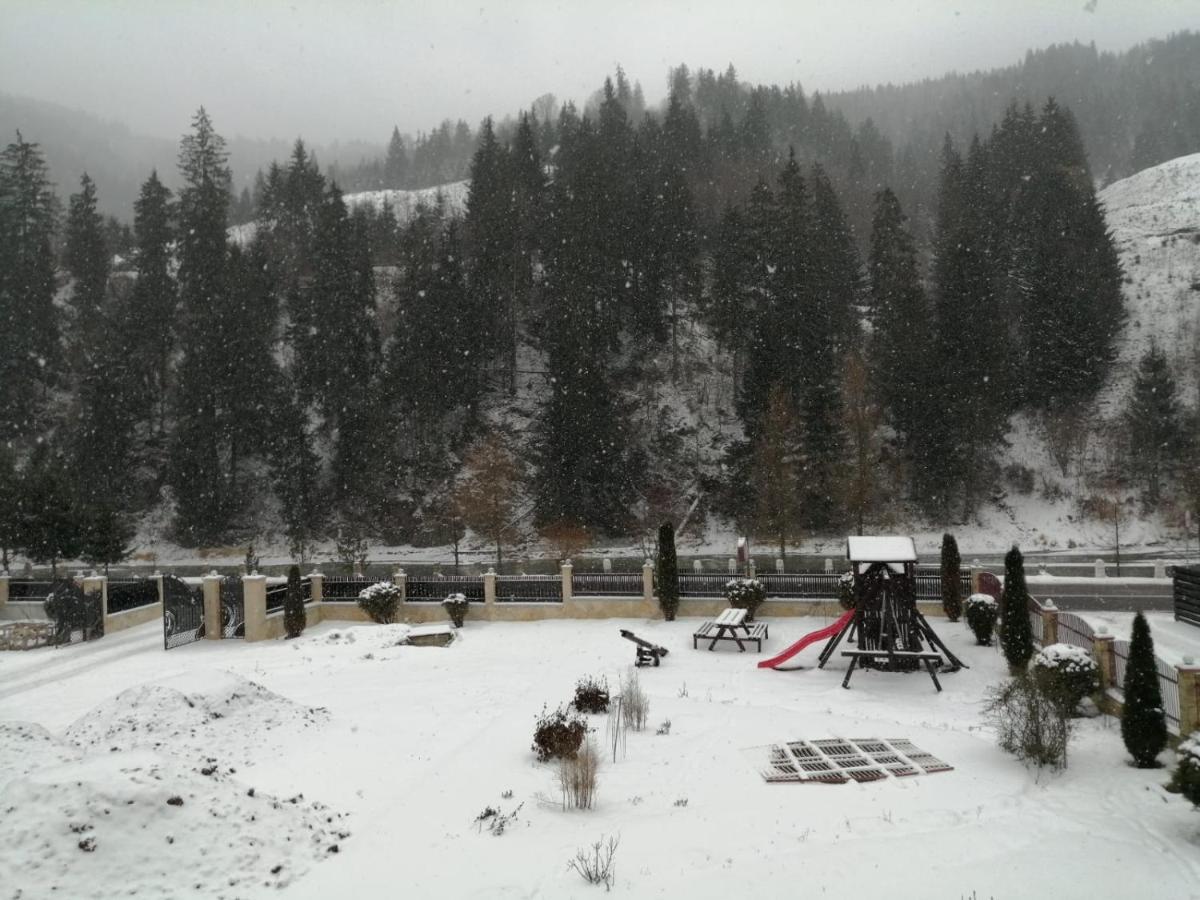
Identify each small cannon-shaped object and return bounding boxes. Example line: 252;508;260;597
620;629;669;667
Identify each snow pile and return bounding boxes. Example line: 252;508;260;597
0;721;81;785
65;669;328;768
1034;643;1097;674
319;623;412;647
0;749;348;899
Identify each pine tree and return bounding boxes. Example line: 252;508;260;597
271;390;322;560
63;172;109;348
78;498;134;575
126;170;176;433
384;126;409;189
656;521;680;621
1121;611;1167;768
18;445;80;578
1125;344;1183;506
940;533;963;621
0;132;59;435
999;545;1034;672
0;444;20;571
283;563;306;638
840;349;882;536
750;384;802;562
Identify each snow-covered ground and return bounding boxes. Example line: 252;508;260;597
2;615;1198;899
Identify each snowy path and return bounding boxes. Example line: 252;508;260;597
2;616;1199;898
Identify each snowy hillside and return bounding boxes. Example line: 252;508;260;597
228;180;469;245
1097;153;1200;413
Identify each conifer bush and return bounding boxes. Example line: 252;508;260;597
283;564;306;638
656;521;680;621
725;577;766;621
1167;733;1200;807
532;705;588;762
965;593;999;645
999;546;1034;673
837;571;856;610
940;533;963;621
357;581;402;625
442;592;469;627
1121;611;1167;768
1032;643;1098;713
573;675;610;714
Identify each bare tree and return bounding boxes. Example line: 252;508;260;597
750;384;802;564
453;430;520;570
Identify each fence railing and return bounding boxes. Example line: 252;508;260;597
678;574;732;597
265;579;288;614
406;576;486;603
495;575;562;603
914;572;973;603
1029;598;1045;645
1055;611;1096;651
7;580;55;602
322;575;385;601
106;579;159;614
1110;638;1182;735
572;572;643;597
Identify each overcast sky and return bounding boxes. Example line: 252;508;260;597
1;0;1195;144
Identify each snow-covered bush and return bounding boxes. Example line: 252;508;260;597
985;675;1073;770
44;580;103;644
532;704;587;762
1167;732;1200;807
1033;644;1099;713
356;581;402;624
725;578;766;621
838;571;856;611
965;593;998;645
573;675;610;714
442;592;469;627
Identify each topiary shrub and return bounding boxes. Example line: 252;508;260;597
44;580;103;644
1121;611;1167;768
573;675;610;714
532;704;588;762
725;578;766;622
656;521;680;621
283;564;306;638
985;674;1073;770
357;581;402;624
1167;732;1200;807
999;545;1034;673
1032;643;1098;714
443;592;469;627
964;593;998;645
940;533;963;621
837;571;856;610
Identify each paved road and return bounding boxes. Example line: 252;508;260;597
1026;577;1173;612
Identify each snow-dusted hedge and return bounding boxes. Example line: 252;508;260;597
442;592;469;628
964;593;998;646
357;582;402;624
724;578;766;621
1168;732;1200;807
838;571;856;610
1033;643;1099;713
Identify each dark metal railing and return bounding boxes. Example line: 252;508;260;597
106;579;159;614
495;575;562;603
322;575;385;601
7;580;55;602
572;572;642;596
1029;598;1045;645
678;574;732;597
265;580;288;613
406;576;486;603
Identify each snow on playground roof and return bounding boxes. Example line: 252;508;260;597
846;536;918;563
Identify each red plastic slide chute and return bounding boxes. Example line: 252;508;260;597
757;611;854;670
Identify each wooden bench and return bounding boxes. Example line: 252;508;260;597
693;608;769;652
840;650;947;691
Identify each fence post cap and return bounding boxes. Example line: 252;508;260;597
309;569;322;577
1096;625;1108;634
1043;600;1057;610
152;570;161;577
485;568;496;576
1183;655;1196;666
644;559;653;568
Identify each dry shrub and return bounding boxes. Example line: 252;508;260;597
985;675;1073;770
558;737;600;810
621;668;649;732
568;834;620;889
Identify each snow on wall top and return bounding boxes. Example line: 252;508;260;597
1097;152;1200;414
846;535;917;563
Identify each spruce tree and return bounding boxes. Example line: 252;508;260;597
1121;611;1167;768
64;172;109;348
1125;344;1183;506
18;445;80;578
940;533;963;621
0;444;20;571
78;499;134;575
384;126;408;189
126;170;176;434
284;563;306;639
656;521;680;621
999;545;1034;672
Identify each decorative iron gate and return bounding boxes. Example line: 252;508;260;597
163;576;205;650
220;576;244;638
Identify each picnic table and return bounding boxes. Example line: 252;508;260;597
693;607;768;652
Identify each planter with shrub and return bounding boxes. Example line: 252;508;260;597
725;578;766;621
357;581;402;624
1032;643;1098;714
443;592;469;627
965;593;998;645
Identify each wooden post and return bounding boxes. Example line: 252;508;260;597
561;560;573;602
202;573;223;640
1092;628;1116;691
242;574;268;641
484;569;497;607
1042;600;1059;645
1177;658;1200;738
642;559;655;603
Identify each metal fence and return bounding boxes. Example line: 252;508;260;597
1055;611;1096;651
406;576;486;603
914;572;973;603
1029;598;1045;645
106;579;159;614
1111;639;1182;735
495;575;562;603
678;573;732;597
760;573;838;599
265;579;288;613
572;572;643;596
7;580;55;602
322;576;385;601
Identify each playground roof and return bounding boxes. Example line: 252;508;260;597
846;536;918;563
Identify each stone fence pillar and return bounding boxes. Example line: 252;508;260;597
824;558;833;574
728;558;736;575
1094;559;1106;578
642;559;654;603
561;561;573;602
1041;600;1059;645
152;572;164;607
484;569;497;607
393;568;407;602
1092;628;1116;691
202;572;223;640
83;573;107;618
693;559;702;573
0;573;9;614
242;574;268;641
1177;658;1200;738
748;559;756;580
1154;560;1167;580
309;571;324;602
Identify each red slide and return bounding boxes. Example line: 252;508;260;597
757;611;854;670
